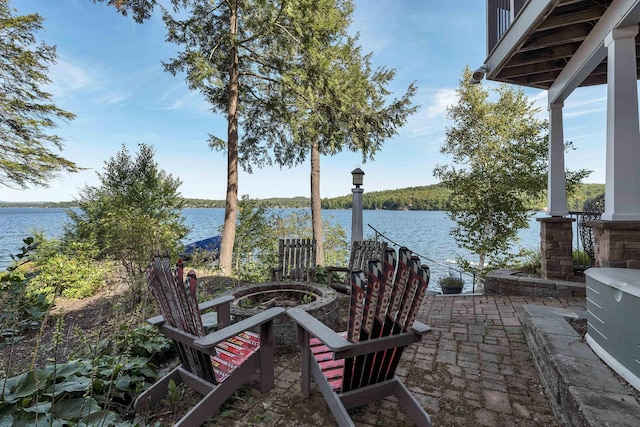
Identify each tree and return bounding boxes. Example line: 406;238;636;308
0;0;81;188
135;0;307;275
244;0;416;264
65;143;187;302
433;68;590;273
100;0;414;272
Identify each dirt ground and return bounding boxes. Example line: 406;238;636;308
0;273;352;426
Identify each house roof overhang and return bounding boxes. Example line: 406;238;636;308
485;0;640;104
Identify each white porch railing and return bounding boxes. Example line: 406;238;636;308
487;0;528;54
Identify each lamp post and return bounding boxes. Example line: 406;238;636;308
351;167;365;244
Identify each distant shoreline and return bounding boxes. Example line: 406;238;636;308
0;182;605;212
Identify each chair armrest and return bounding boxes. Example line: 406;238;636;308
411;320;431;335
146;295;235;327
289;308;431;359
198;295;234;312
288;308;351;352
193;307;285;349
334;331;423;360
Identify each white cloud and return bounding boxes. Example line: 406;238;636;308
97;91;131;106
48;59;96;97
47;57;133;108
565;107;605;118
426;88;458;118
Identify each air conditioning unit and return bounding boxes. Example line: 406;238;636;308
585;268;640;391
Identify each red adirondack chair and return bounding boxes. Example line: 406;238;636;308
288;247;432;426
134;256;283;426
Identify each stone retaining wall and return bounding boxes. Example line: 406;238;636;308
485;268;586;297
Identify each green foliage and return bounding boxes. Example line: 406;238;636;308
27;237;110;300
230;196;279;282
272;209;349;267
322;184;452;210
573;249;591;267
0;356;155;425
434;67;591;272
0;238;51;348
73;323;172;363
0;0;81;189
437;273;464;290
517;248;541;275
228;196;348;282
166;379;181;414
65;144;188;303
568;183;606;211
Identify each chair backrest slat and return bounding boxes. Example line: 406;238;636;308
275;238;316;281
342;247;429;392
349;240;387;272
147;256;216;383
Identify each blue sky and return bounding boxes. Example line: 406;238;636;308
2;0;607;202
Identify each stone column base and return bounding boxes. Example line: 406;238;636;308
537;217;575;281
586;220;640;269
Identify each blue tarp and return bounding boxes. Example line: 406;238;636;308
180;236;222;260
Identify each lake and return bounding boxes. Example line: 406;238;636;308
0;208;545;292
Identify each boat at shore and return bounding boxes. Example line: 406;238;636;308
180;236;221;261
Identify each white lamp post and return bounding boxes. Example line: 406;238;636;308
351;167;365;244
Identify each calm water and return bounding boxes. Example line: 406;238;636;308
0;208;545;292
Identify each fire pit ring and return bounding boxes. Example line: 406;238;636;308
220;282;338;350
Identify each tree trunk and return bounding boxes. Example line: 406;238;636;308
478;205;494;271
219;3;239;276
310;140;324;265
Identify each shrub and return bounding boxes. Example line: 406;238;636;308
228;196;349;283
573;249;591;266
0;238;51;348
28;237;111;300
0;356;156;425
517;247;541;275
437;273;465;292
64;144;188;305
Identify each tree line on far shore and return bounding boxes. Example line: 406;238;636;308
1;182;605;211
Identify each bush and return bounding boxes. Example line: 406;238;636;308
0;355;156;425
28;237;111;300
517;247;541;275
0;238;51;348
437;273;465;292
64;144;188;305
228;196;349;283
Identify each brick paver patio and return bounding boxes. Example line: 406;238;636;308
208;294;586;426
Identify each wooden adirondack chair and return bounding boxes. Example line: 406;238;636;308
271;238;316;282
288;247;432;427
326;239;388;293
135;256;283;427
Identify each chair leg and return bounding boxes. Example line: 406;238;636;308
394;379;432;427
175;372;244;427
296;326;311;398
310;358;354;427
134;366;182;412
260;320;276;393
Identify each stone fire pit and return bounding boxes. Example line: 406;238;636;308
220;282;338;349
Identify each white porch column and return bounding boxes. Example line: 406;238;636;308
602;26;640;221
548;102;567;216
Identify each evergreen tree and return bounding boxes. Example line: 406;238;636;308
434;68;590;272
100;0;415;271
0;0;80;188
243;0;417;264
66;143;187;302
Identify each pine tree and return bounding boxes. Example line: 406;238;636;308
0;0;80;188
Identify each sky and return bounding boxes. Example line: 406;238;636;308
2;0;609;203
